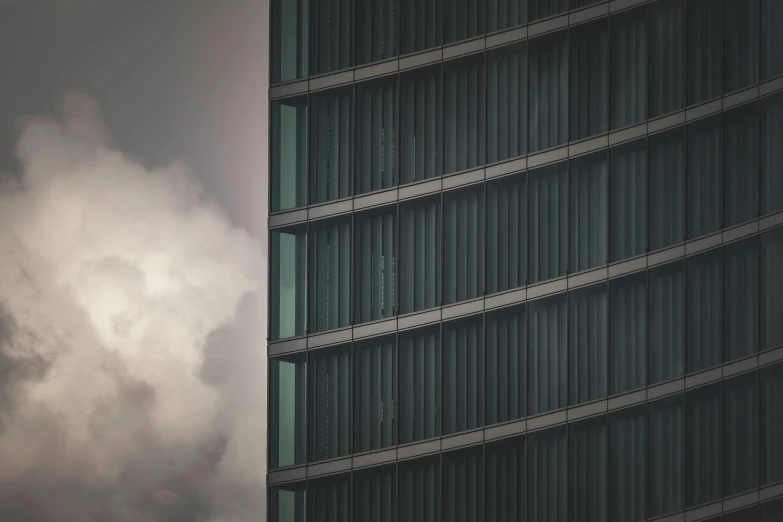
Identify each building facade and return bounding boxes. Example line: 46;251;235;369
266;0;783;520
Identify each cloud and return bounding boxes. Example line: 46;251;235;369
0;93;266;521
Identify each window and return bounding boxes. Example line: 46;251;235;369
356;0;398;65
311;0;352;74
529;31;568;153
610;139;646;261
529;294;567;415
355;76;398;194
487;42;527;163
354;464;396;522
761;0;783;80
610;8;647;129
528;426;567;522
269;482;306;522
648;261;685;384
569;416;607;522
610;272;646;395
354;335;396;453
687;0;722;105
761;227;783;351
270;225;307;340
444;54;486;173
724;237;759;362
570;19;608;141
399;455;441;522
354;206;396;324
487;0;527;32
570;151;608;273
686;384;722;507
648;394;683;517
310;86;352;204
529;0;567;22
309;472;351;522
761;92;783;214
487;172;527;293
444;185;485;304
400;0;442;54
400;65;442;184
529;161;568;283
445;0;485;43
724;102;759;227
399;326;441;443
443;316;484;434
443;446;484;522
399;195;441;314
270;0;308;83
649;127;685;250
725;0;759;92
762;498;783;522
609;406;646;522
687;115;722;239
309;216;351;333
725;506;759;522
271;96;308;212
486;305;526;425
761;363;783;485
309;345;351;462
724;372;758;496
649;0;684;118
686;249;722;373
486;436;526;522
569;283;607;406
269;354;306;469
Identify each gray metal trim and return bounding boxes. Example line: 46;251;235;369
685;232;722;255
760;346;783;367
486;26;527;49
399;48;442;71
723;86;760;109
608;255;647;278
307;327;352;348
648;111;686;134
443;38;485;60
686;99;722;122
568;267;608;289
441;429;484;450
760;76;783;97
398;178;441;200
354;188;398;210
760;211;783;230
655;512;685;522
570;3;609;26
647;379;685;400
309;69;354;91
723;221;760;243
609;0;646;12
354;59;399;81
569;135;608;157
442;167;484;190
268;337;307;356
528;13;569;37
648;244;685;267
398;308;441;330
685;367;722;389
267;465;307;484
608;389;646;410
485;156;527;178
567;399;607;421
352;448;397;469
353;318;397;339
269;80;309;99
442;298;484;320
527;145;568;168
269;209;307;227
308;199;353;220
307;457;352;477
723;355;758;378
609;122;647;145
760;482;783;501
723;491;760;513
485;287;527;310
484;419;526;441
397;439;441;460
685;502;721;522
527;278;568;300
527;410;567;431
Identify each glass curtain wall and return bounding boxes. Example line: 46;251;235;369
444;184;485;304
270;225;307;340
487;42;527;163
486;171;527;293
444;54;486;174
310;86;352;204
399;195;441;314
355;75;398;194
309;216;351;333
271;96;308;212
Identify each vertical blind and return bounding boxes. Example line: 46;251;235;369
355;76;398;194
724;373;758;496
486;436;526;522
686;115;722;239
610;139;647;261
399;455;441;522
399;326;441;443
308;473;351;522
309;345;351;462
444;185;485;304
686;249;722;373
271;97;308;212
445;0;486;44
310;87;352;204
569;283;608;405
761;227;783;351
610;8;647;129
569;417;607;522
311;0;352;75
609;272;646;395
269;354;307;469
354;464;396;522
528;426;568;522
400;0;442;54
309;216;351;333
569;20;608;141
487;0;527;32
723;102;759;227
443;446;485;522
609;406;646;522
687;0;723;105
648;261;685;384
761;0;783;80
487;172;527;293
444;54;486;173
270;0;308;82
354;335;396;453
529;294;568;415
486;305;526;425
649;128;685;250
570;151;608;273
487;43;527;163
724;0;759;92
649;0;684;118
356;0;397;65
648;395;683;517
355;206;396;324
529;0;567;22
529;161;568;283
529;31;568;153
399;196;441;314
443;317;484;434
686;384;722;507
761;92;783;215
761;363;783;485
723;237;759;362
400;66;442;184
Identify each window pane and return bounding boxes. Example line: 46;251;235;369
486;305;527;425
355;206;396;324
270;354;307;469
686;248;722;373
400;65;442;184
724;102;759;227
399;195;441;314
649;0;685;118
724;507;759;522
529;31;568;153
610;272;646;395
309;472;351;522
354;335;396;453
488;0;527;32
686;383;722;507
356;0;398;65
310;86;352;204
611;8;647;129
309;344;351;462
529;0;567;22
762;498;783;522
271;97;308;212
569;283;608;405
761;0;783;80
443;446;484;522
271;0;308;83
610;139;647;261
570;151;608;273
609;406;646;522
487;172;527;293
311;0;352;74
400;0;441;54
528;426;568;522
487;42;527;163
761;362;783;485
270;225;307;340
399;455;441;522
529;161;568;283
443;316;484;434
355;76;398;194
761;227;783;351
649;261;685;384
445;0;485;43
444;54;486;173
399;326;441;443
724;237;759;362
687;0;722;105
569;416;607;522
761;92;783;214
648;394;684;517
486;436;526;522
687;115;722;238
529;294;567;415
649;127;685;250
270;483;306;522
354;464;396;522
725;0;759;92
570;20;608;140
724;372;759;496
444;185;485;304
309;216;351;333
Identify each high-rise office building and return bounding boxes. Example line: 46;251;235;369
266;0;783;520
